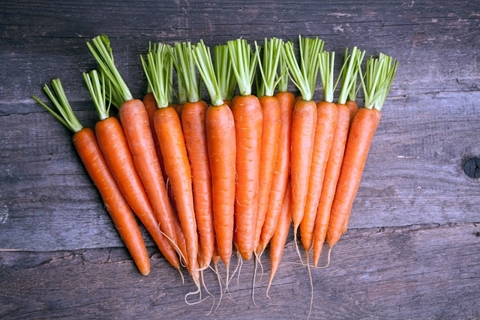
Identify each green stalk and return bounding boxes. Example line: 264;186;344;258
214;44;236;102
83;70;110;120
318;51;335;103
283;36;324;101
86;34;133;104
256;37;284;97
192;40;223;106
141;43;173;108
32;79;83;133
360;53;398;111
277;43;289;93
227;38;258;96
174;42;201;103
338;47;366;104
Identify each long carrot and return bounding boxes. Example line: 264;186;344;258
142;44;199;285
256;45;294;255
228;38;263;261
326;53;398;249
33;79;151;276
283;36;323;238
174;41;215;270
312;47;365;266
299;50;338;253
266;179;292;298
252;38;283;251
193;40;236;271
86;36;183;267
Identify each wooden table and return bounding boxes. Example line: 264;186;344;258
1;1;479;319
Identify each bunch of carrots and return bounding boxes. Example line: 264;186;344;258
33;34;397;300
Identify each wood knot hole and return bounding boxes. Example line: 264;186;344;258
463;157;480;178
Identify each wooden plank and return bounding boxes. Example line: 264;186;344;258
1;223;479;319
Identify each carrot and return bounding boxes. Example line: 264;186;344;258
312;47;365;266
299;50;338;252
142;43;199;285
33;79;151;276
283;37;323;237
228;38;263;261
86;36;184;267
326;53;398;249
214;43;237;106
193;40;236;271
174;41;215;269
252;38;283;251
266;179;292;298
256;44;295;255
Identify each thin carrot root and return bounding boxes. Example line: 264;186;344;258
211;262;225;313
201;270;216;315
184;282;208;306
293;229;305;266
178;267;185;285
306;253;314;320
159;228;187;266
319;246;332;269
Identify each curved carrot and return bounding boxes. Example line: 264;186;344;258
256;91;294;254
182;99;215;269
33;79;150;276
326;108;381;247
299;101;337;251
266;180;292;297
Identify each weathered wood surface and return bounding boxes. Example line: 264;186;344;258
1;0;479;318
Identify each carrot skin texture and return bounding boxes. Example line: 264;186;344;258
181;100;215;268
154;106;199;282
95;116;180;270
268;180;292;289
73;128;150;276
290;99;318;231
253;95;281;250
326;108;381;248
143;93;165;175
231;94;263;261
206;103;236;267
257;91;294;254
300;101;338;251
312;103;351;266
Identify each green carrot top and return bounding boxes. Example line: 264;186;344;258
318;50;336;103
227;38;258;96
214;43;236;102
83;69;111;120
32;79;83;133
337;47;365;105
255;37;284;97
193;40;223;106
283;36;324;101
173;41;201;103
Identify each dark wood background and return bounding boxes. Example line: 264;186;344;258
1;0;479;319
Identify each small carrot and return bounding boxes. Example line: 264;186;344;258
299;50;338;252
312;47;365;266
193;40;236;271
252;38;283;251
228;38;263;261
266;180;292;298
142;44;199;285
283;36;323;238
214;43;237;106
174;41;215;270
33;79;151;276
326;53;398;249
256;44;294;255
86;36;183;268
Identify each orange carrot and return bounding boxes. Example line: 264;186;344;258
299;50;338;252
312;47;365;266
326;53;398;249
33;79;151;276
228;38;263;261
175;41;215;269
266;180;292;297
194;40;236;271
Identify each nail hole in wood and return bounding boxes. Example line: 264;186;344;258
463;157;480;178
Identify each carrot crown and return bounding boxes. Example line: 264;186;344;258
283;36;324;101
318;51;336;103
214;44;236;102
86;34;133;104
83;69;111;120
173;41;201;103
360;53;398;111
227;38;258;96
32;79;83;133
276;43;289;93
141;43;174;109
256;37;284;97
338;47;365;105
193;40;223;106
